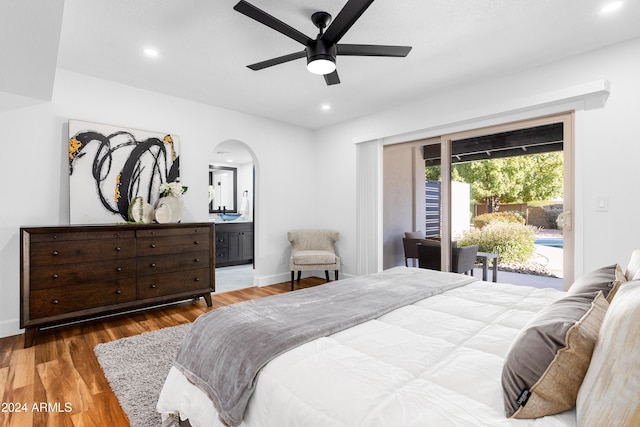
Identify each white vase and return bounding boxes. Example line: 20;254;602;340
156;196;184;223
154;203;172;223
129;197;155;224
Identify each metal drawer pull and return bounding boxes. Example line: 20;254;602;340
150;244;156;248
52;299;59;304
51;251;58;256
116;267;122;272
151;263;156;268
194;277;200;282
116;247;121;251
150;284;157;288
115;290;122;295
194;241;200;245
52;274;58;279
194;258;200;262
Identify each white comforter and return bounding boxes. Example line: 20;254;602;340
158;277;577;427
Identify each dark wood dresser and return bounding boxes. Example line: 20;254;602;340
20;223;215;347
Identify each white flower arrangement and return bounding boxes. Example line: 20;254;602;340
160;182;188;198
208;185;216;203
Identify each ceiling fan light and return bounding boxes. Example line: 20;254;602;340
307;58;336;75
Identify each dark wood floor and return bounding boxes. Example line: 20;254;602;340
0;278;325;427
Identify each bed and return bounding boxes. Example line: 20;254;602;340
157;260;640;427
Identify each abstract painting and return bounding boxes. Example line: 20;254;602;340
68;119;180;224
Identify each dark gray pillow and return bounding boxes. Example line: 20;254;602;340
567;264;624;300
404;230;424;238
502;292;608;418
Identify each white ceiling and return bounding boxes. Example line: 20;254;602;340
3;1;640;129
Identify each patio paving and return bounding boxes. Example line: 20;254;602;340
474;242;565;291
477;268;564;291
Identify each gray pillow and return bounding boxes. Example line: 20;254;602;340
502;292;608;418
567;264;625;301
404;230;424;238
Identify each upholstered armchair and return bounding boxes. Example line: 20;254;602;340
288;230;340;291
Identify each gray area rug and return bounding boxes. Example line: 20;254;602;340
94;323;191;427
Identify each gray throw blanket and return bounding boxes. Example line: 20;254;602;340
174;267;477;426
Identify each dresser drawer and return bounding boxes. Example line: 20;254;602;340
137;268;212;299
136;226;210;238
29;279;136;318
136;251;210;276
30;239;135;265
28;229;135;243
30;258;136;290
136;234;209;256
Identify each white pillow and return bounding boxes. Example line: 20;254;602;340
625;249;640;280
576;280;640;426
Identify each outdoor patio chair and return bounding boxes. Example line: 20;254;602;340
417;243;478;276
402;235;439;267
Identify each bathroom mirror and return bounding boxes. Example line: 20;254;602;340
209;165;237;213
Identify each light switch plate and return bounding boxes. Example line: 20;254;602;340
596;196;609;211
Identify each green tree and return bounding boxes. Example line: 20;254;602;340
425;152;563;212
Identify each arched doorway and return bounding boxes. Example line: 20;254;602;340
209;140;257;292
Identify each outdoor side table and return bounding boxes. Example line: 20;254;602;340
476;252;499;282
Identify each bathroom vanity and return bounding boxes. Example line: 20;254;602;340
215;221;254;267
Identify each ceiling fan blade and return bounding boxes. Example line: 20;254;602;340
322;0;375;44
337;44;412;57
234;1;312;46
247;51;306;71
324;70;340;85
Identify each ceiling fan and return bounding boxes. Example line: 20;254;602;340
233;0;412;85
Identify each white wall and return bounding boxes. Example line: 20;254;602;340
315;36;640;279
236;162;253;219
0;70;315;338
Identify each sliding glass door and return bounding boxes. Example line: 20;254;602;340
428;112;574;288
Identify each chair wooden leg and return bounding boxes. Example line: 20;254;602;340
297;271;301;283
334;271;338;281
290;271;295;291
325;270;330;282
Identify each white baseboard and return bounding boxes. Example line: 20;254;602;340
0;318;22;339
253;272;291;287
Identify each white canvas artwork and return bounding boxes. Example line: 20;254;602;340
68;119;181;224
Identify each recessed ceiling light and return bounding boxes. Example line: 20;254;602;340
143;47;159;58
601;1;623;13
227;159;234;163
321;104;331;111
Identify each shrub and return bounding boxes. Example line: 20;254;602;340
473;211;526;229
459;221;536;263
